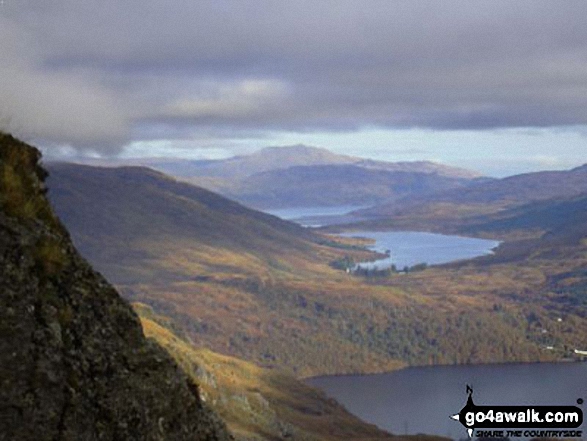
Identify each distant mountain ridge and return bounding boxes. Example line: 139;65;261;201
144;144;484;209
149;145;355;180
423;163;587;205
339;163;587;251
464;193;587;243
360;162;587;220
225;164;480;209
153;144;483;180
348;158;483;179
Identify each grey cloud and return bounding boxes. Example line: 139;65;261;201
0;15;134;153
2;0;587;153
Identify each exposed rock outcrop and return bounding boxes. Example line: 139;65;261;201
0;132;232;440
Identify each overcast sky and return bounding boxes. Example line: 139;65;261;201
1;0;586;176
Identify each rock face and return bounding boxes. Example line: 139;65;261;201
0;133;232;440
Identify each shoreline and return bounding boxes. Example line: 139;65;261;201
301;358;583;381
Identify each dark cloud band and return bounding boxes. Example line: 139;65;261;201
2;0;587;153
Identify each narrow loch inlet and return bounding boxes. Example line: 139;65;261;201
264;205;368;227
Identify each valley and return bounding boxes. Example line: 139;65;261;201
4;133;587;440
2;131;452;441
136;302;443;441
45;155;587;379
82;145;485;210
4;3;587;439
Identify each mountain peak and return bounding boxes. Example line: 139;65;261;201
250;144;356;163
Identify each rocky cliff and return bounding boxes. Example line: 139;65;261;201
0;132;232;440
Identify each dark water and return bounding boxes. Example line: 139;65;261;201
307;362;587;439
339;231;500;270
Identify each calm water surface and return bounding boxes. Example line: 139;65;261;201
339;230;500;270
264;205;367;227
307;363;587;439
268;207;584;438
264;206;499;268
269;207;583;438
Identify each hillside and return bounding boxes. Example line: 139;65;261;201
358;164;587;231
136;303;445;441
46;163;359;285
462;194;587;240
440;193;587;268
146;144;484;209
224;164;477;209
0;133;231;440
44;161;587;379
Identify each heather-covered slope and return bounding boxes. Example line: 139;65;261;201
0;133;231;440
463;194;587;240
135;304;446;441
357;164;587;231
46;162;346;285
44;161;586;379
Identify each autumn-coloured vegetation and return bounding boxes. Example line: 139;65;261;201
0;132;56;226
46;162;587;379
137;303;446;441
